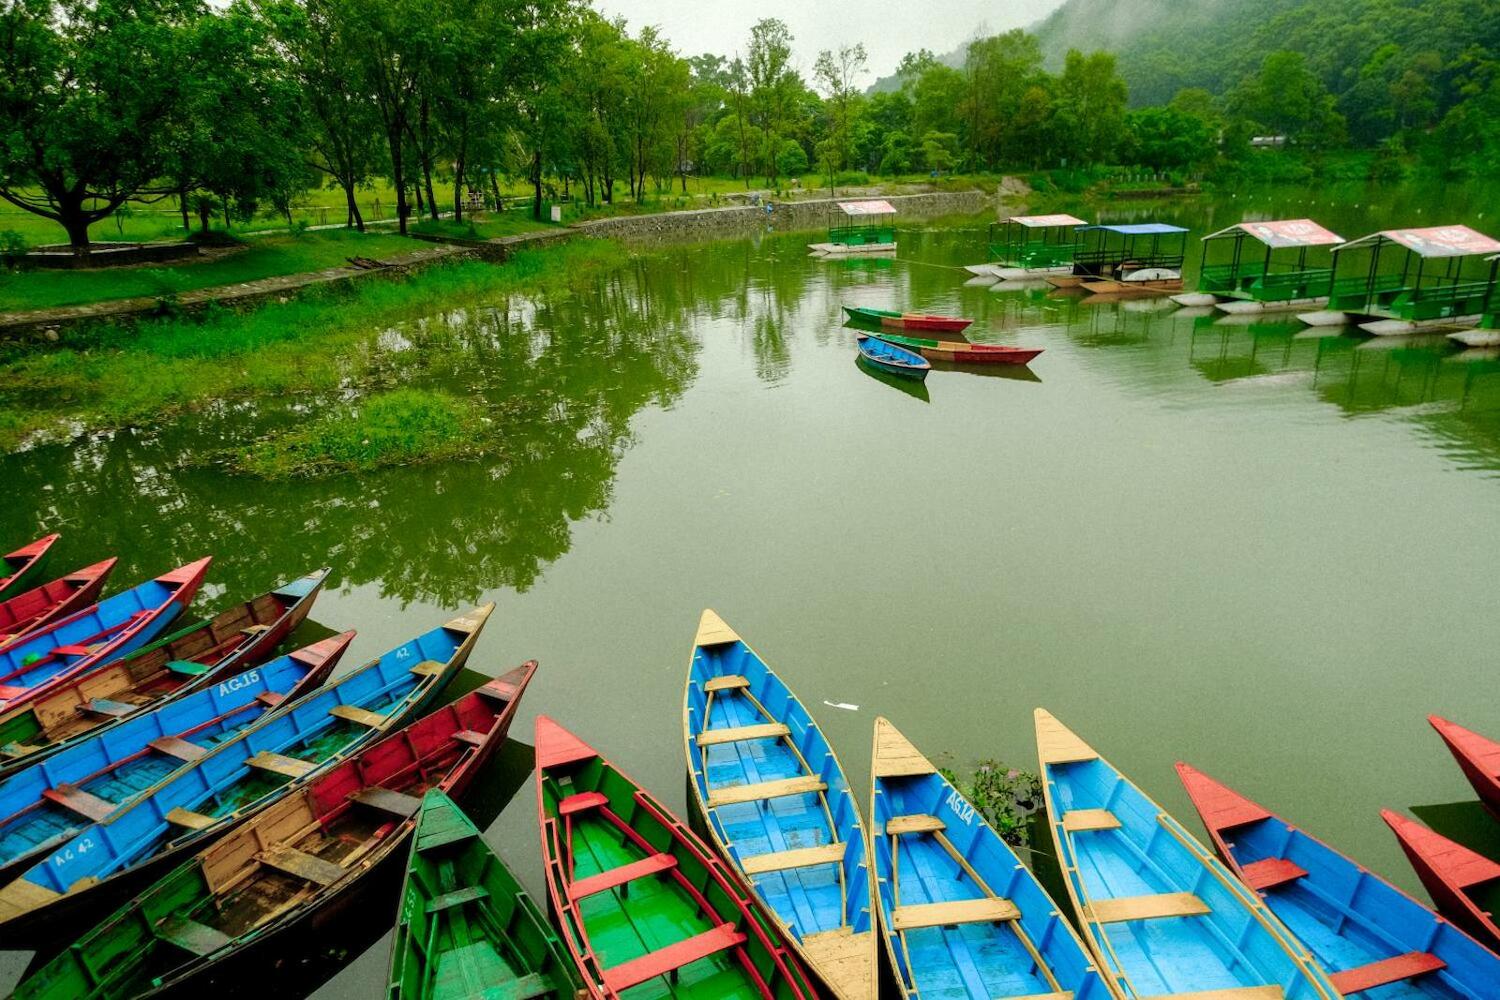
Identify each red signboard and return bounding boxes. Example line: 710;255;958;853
1378;226;1500;258
1010;214;1087;229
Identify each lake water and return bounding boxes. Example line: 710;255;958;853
4;180;1500;994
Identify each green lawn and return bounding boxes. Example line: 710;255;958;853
408;212;558;241
0;230;420;312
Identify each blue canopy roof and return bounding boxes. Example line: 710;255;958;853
1078;223;1189;235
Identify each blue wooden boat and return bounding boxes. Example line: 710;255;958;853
0;558;211;717
0;605;492;950
1036;710;1340;999
0;632;354;887
871;717;1113;1000
683;609;876;999
1178;763;1500;998
856;333;931;381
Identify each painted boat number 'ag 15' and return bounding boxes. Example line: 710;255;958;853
217;670;260;696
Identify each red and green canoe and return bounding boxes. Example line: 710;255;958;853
0;535;60;601
868;330;1043;366
536;716;819;1000
0;559;116;651
843;305;973;334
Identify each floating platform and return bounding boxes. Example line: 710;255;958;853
1297;310;1352;327
1170;292;1220;308
1449;327;1500;348
1217;296;1327;315
1360;314;1482;336
808;241;897;257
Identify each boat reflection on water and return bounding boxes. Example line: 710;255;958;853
855;355;931;402
930;359;1043;383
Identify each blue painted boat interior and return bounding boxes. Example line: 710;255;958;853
686;638;872;945
1220;811;1500;998
14;622;462;897
1047;756;1336;999
857;334;926;369
872;765;1111;1000
0;649;322;869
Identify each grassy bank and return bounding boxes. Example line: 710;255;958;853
0;238;632;452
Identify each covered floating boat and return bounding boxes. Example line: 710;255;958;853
864;331;1042;366
1050;223;1189;293
856;334;931;382
684;610;875;999
843;305;973;334
1036;710;1339;999
0;567;330;778
809;200;897;256
1383;810;1500;954
0;633;353;887
870;717;1111;1000
1305;226;1500;334
0;558;116;651
536;715;819;999
1173;220;1345;314
13;662;534;1000
0;606;490;952
0;534;60;600
1449;258;1500;347
1430;714;1500;817
1178;762;1500;997
387;789;582;1000
965;214;1088;280
0;557;211;717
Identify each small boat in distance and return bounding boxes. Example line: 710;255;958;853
1429;714;1500;817
809;200;898;256
1383;810;1500;954
864;330;1042;366
856;334;932;381
0;534;60;601
1178;762;1500;997
0;559;116;651
843;305;972;334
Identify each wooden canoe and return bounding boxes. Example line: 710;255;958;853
1384;810;1500;954
12;662;534;1000
856;334;931;381
870;717;1111;1000
1179;763;1500;996
0;559;116;652
843;305;973;334
0;557;211;717
1429;714;1500;818
683;609;876;1000
0;633;354;888
0;567;330;779
867;331;1043;366
536;715;820;1000
1080;277;1183;296
0;534;60;600
1036;709;1340;999
0;605;492;953
387;788;582;1000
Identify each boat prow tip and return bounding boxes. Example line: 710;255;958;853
694;608;740;647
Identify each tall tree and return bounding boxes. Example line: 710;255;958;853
812;42;867;177
346;0;423;232
746;18;799;183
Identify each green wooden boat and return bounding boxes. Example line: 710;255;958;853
387;790;581;1000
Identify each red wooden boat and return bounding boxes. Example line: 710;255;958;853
0;535;60;601
1383;809;1500;951
871;331;1043;366
844;305;973;334
0;559;116;651
1430;714;1500;817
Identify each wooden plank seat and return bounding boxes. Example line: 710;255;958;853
245;751;317;779
84;697;137;718
426;885;489;914
1062;809;1122;833
165;660;209;677
602;923;747;993
328;704;387;727
707;775;826;808
740;842;846;876
165;806;218;830
558;791;609;816
885;814;945;836
1140;988;1283;1000
0;742;41;760
1241;857;1308;892
1086;892;1211;924
696;723;790;747
996;993;1073;1000
1328;952;1446;994
255;691;285;707
505;974;554;1000
0;684;29;700
52;644;98;656
892;897;1021;931
703;674;750;693
155;915;232;956
452;729;488;746
239;624;272;636
349;787;422;817
570;852;679;901
41;784;115;822
475;678;519;702
409;659;448;677
257;846;349;886
147;736;207;762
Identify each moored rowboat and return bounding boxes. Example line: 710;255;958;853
1384;810;1500;954
1178;762;1500;997
536;715;819;999
0;558;116;651
871;716;1111;1000
856;334;931;382
684;610;876;999
866;331;1042;366
0;534;60;600
843;305;973;334
1429;714;1500;818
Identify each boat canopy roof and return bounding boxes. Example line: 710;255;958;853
1005;213;1087;228
1204;219;1343;248
1337;225;1500;259
838;200;896;217
1078;223;1188;235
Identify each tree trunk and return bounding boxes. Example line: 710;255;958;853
62;213;93;255
343;181;364;231
198;200;212;234
423;166;438;222
389;128;409;235
452;160;465;225
413;178;424;216
531;147;543;221
179;190;190;232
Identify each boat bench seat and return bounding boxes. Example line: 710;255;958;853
703;674;750;694
453;729;488;747
0;742;40;760
602;922;747;993
558;791;609;816
426;885;490;914
349;787;422;818
409;659;448;677
148;736;206;762
995;993;1073;1000
506;974;556;1000
0;684;29;701
885;814;946;836
155;914;232;956
892;897;1020;930
1086;892;1210;924
165;660;209;677
476;677;520;703
255;691;285;708
53;644;99;656
84;697;137;718
245;751;317;779
571;852;678;901
328;704;387;727
257;845;349;886
1140;989;1283;1000
740;842;846;876
707;775;826;808
41;784;115;822
165;806;218;830
1062;809;1122;833
1328;952;1446;994
696;723;789;748
1241;857;1308;892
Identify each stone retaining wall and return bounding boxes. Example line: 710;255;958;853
6;241;202;270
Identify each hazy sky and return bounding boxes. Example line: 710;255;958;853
593;1;1067;83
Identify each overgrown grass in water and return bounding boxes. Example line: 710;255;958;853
0;239;630;451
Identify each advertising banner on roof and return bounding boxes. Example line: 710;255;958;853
1010;214;1087;228
1236;219;1343;249
1381;226;1500;258
839;200;896;216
